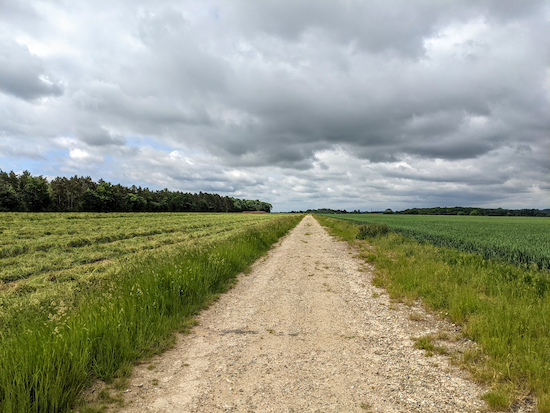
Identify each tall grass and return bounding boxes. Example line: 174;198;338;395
0;215;302;413
316;215;550;412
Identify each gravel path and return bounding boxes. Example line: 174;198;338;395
115;215;488;412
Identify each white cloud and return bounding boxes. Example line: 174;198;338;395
68;148;103;164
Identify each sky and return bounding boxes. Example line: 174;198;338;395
0;0;549;212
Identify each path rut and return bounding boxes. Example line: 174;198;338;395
115;215;488;412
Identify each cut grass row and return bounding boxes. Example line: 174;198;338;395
0;214;303;413
316;215;550;412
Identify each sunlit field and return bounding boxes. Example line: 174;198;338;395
1;212;281;286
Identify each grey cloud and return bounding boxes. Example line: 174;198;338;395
0;139;44;159
77;127;126;147
0;0;43;35
467;0;546;22
0;37;63;100
137;7;187;45
382;164;507;186
224;0;547;59
129;10;230;98
113;146;268;195
225;0;444;58
404;140;497;161
0;0;548;211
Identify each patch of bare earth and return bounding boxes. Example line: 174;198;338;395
113;215;490;412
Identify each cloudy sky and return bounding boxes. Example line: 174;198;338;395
1;0;549;212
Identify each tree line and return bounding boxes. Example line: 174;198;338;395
299;207;548;217
397;206;549;217
0;170;272;213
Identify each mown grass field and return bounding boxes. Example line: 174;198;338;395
0;212;283;327
326;214;550;269
317;215;550;412
0;212;302;413
0;212;281;285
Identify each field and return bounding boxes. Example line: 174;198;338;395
0;212;302;413
326;214;550;269
0;212;285;324
317;215;550;411
3;211;550;412
0;212;281;285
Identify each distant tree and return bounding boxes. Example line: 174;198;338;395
126;193;147;211
223;196;235;212
50;175;97;211
82;182;123;212
0;184;20;211
50;176;69;211
21;175;50;211
384;208;393;214
470;210;479;216
0;169;22;211
4;170;20;189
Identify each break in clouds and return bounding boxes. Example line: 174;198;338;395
0;0;549;211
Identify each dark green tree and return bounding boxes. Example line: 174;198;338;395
21;175;50;211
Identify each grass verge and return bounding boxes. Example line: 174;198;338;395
0;214;303;413
315;215;550;412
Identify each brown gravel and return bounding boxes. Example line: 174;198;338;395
114;214;491;412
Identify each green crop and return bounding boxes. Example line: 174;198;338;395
327;214;550;270
0;212;281;284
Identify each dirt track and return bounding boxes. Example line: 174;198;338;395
115;215;488;412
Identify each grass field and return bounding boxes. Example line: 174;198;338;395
326;214;550;269
317;215;550;412
0;212;281;285
0;212;302;413
0;212;284;328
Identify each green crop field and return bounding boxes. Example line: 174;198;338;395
326;214;550;269
0;212;287;333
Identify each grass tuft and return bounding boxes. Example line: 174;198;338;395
408;312;424;321
359;401;372;411
482;390;510;410
413;335;447;355
356;223;390;239
538;393;550;413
